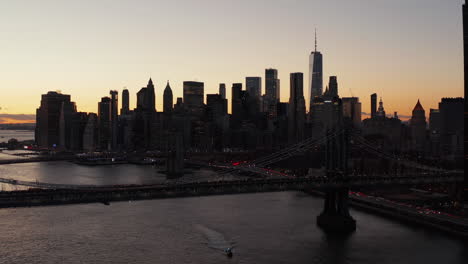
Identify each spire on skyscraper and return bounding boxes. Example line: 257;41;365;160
148;78;153;85
315;28;317;52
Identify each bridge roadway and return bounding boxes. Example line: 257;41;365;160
0;171;463;191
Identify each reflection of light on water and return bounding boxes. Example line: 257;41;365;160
195;224;235;252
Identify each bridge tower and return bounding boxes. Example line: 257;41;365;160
317;128;356;232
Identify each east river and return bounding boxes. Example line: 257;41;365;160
0;162;467;263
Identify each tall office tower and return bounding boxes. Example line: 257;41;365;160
59;100;77;150
35;91;74;148
163;81;173;114
429;108;441;156
370;93;377;119
410;100;427;152
183;81;204;115
328;76;338;98
206;93;229;150
146;78;156;112
98;97;112;151
308;31;323;111
121;89;130;115
70;112;88;151
246;77;262;99
136;78;156;112
110;90;118;150
439;98;464;158
288;73;306;143
429;109;441;133
83;113;98;152
207;94;228;121
231;83;243;128
265;68;280;117
219;83;226;99
342;97;362;127
246;76;262;115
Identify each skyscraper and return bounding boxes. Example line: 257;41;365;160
265;68;280;117
136;78;156;112
59;100;77;150
288;72;306;143
308;31;323;111
98;96;111;150
231;83;243;128
439;98;464;158
110;90;118;149
35;91;74;148
121;89;129;115
342;97;362;127
246;77;262;115
183;81;204;115
323;76;338;100
246;77;262;99
370;93;377;119
146;78;156;112
163;81;173;114
219;83;226;99
410;99;427;152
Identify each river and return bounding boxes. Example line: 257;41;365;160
0;129;34;143
0;162;467;263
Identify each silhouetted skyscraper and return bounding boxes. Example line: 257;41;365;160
246;77;261;99
121;89;129;115
219;83;226;99
309;31;323;111
231;83;243;128
136;78;156;113
163;81;173;114
83;113;98;152
288;73;306;143
439;97;464;158
59;100;77;150
110;90;118;149
36;91;74;149
146;78;156;112
183;81;204;115
370;93;377;119
265;68;280;117
342;97;362;127
323;76;338;100
410;99;427;152
98;97;112;150
246;77;262;115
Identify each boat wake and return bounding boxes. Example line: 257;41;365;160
195;224;236;254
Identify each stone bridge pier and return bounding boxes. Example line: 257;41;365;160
317;128;356;233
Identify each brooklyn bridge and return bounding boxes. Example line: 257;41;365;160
0;128;464;233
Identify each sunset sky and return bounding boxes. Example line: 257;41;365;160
0;0;464;123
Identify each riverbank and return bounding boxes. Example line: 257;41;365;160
303;188;468;239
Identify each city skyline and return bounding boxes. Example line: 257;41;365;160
0;0;465;122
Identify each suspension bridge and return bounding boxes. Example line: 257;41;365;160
0;127;464;232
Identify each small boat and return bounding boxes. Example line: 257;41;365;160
224;247;233;258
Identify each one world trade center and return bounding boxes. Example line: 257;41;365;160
308;31;323;112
